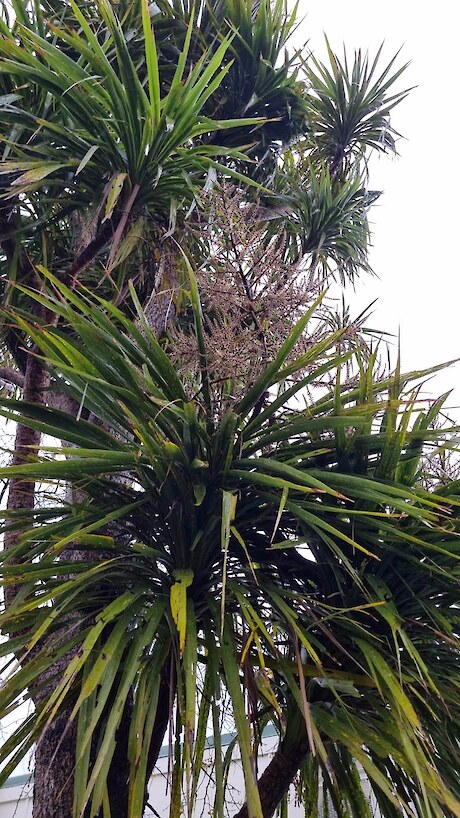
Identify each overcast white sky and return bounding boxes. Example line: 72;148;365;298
292;3;459;415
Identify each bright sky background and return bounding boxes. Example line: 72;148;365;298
292;3;459;416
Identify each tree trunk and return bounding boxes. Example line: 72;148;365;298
30;653;173;818
33;668;149;817
234;737;309;818
32;711;78;818
4;347;49;608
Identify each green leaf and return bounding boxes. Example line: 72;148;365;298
221;619;263;818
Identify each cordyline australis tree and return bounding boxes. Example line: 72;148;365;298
2;257;460;818
1;1;460;818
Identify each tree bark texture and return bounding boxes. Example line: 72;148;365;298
4;349;49;608
0;367;25;389
0;317;79;818
234;738;309;818
32;707;78;818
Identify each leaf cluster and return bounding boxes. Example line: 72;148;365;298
0;276;459;818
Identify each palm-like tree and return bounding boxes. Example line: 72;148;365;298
0;273;459;818
0;0;406;311
1;3;446;818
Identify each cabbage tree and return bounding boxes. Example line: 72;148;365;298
0;2;431;818
0;273;459;818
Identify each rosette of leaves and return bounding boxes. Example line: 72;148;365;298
0;272;459;818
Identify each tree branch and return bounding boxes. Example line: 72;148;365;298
233;735;309;818
68;219;114;285
0;366;25;388
2;330;29;374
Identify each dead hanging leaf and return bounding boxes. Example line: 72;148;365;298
102;172;127;222
220;491;237;639
170;568;194;655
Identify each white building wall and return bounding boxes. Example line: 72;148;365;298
0;776;33;818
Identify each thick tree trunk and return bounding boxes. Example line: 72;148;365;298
4;348;49;608
1;341;78;818
1;227;113;816
234;737;309;818
32;664;139;818
32;710;78;818
30;635;173;818
1;337;78;818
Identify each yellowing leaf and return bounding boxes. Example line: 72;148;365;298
220;491;237;637
103;172;127;222
11;163;67;186
170;569;193;655
270;485;288;544
221;491;237;553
